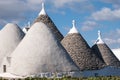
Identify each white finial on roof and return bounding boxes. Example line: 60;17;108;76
22;22;31;34
27;21;31;27
39;2;47;16
68;20;79;34
95;30;104;44
72;20;75;28
98;30;101;39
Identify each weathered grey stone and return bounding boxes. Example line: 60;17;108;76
34;15;63;41
61;33;105;71
92;44;120;67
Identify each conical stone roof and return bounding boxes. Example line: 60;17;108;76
33;3;63;41
92;31;120;67
10;22;79;76
61;20;105;70
0;23;25;65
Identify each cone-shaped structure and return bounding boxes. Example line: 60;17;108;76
33;2;63;41
10;22;79;76
61;20;105;70
92;31;120;67
0;23;25;65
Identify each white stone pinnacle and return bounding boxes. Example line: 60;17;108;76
95;30;104;44
38;2;47;16
68;20;79;34
27;21;31;27
72;20;75;28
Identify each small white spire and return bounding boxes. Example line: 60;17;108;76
22;21;31;34
39;2;47;16
27;21;31;27
95;30;104;44
72;20;75;28
68;20;79;34
98;30;101;39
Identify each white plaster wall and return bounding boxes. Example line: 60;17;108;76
0;23;24;72
10;22;79;76
112;49;120;61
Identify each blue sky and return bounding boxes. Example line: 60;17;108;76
0;0;120;49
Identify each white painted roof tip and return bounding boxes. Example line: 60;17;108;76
39;2;47;16
95;30;104;44
2;23;19;31
27;21;31;28
68;20;79;34
22;21;31;34
5;23;17;27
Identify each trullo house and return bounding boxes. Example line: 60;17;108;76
92;31;120;67
23;3;63;41
0;2;120;78
33;3;63;41
61;20;105;71
0;23;25;73
8;22;80;77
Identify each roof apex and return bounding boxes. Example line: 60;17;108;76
95;30;104;44
38;2;47;16
68;20;79;34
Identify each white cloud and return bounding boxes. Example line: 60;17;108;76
0;0;44;27
102;29;120;48
91;7;120;21
103;38;120;48
47;0;94;13
101;0;120;9
27;0;43;5
117;38;120;43
0;0;29;26
0;19;8;29
50;0;82;8
104;38;117;44
81;21;99;31
116;29;120;34
0;0;94;27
